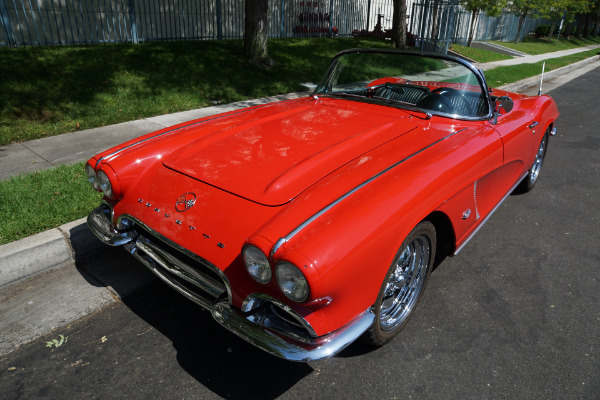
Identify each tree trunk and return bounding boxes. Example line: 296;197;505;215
575;14;585;37
592;15;599;37
391;0;407;49
547;19;557;43
467;9;479;47
565;21;573;40
244;0;273;67
582;13;592;37
514;11;527;44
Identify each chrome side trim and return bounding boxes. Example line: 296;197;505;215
454;171;528;255
550;127;557;136
272;128;468;255
213;303;375;362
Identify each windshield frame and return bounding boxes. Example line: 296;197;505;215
312;48;493;122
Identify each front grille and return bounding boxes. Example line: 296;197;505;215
126;221;229;310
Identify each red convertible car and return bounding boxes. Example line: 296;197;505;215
86;49;559;361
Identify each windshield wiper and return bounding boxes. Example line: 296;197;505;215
370;96;432;119
325;93;432;119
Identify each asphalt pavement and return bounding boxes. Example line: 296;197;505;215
0;43;600;398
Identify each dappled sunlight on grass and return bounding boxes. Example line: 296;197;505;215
0;38;390;145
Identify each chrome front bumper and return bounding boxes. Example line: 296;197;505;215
87;205;374;362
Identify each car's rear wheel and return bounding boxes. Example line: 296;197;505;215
518;129;549;193
365;221;436;346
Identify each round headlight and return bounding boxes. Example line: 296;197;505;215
243;245;271;284
85;164;100;191
97;170;113;198
275;262;309;302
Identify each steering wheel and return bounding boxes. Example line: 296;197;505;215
430;87;470;115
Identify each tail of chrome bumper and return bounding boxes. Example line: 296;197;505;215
87;205;374;362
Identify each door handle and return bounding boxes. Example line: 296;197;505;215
528;121;539;129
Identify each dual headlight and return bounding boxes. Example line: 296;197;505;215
242;245;309;303
85;163;114;198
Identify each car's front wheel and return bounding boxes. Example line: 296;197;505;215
518;128;549;193
365;221;436;346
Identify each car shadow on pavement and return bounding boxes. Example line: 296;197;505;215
73;244;312;399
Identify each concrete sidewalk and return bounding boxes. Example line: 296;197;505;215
0;47;599;357
476;43;600;70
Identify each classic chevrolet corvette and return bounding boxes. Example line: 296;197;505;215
86;49;559;361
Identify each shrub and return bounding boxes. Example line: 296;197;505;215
535;25;551;38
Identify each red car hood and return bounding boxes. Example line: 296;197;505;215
163;98;417;206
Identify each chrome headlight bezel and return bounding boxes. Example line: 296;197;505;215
85;163;100;191
97;170;113;198
243;245;272;284
275;261;309;303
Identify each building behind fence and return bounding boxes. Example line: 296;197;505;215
1;0;548;51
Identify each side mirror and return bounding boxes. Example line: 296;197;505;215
492;96;514;124
495;96;514;113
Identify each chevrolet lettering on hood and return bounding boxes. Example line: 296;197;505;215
85;49;559;362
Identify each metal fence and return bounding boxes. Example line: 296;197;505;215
0;0;549;49
410;0;549;53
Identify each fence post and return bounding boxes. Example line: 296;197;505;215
366;0;371;31
127;0;138;43
280;0;285;38
0;0;16;46
216;0;222;40
328;0;333;37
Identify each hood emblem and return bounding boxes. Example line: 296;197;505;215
175;192;196;212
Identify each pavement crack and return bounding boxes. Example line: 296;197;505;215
20;142;56;166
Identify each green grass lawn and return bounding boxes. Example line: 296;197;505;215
0;38;390;146
0;163;103;245
450;44;513;63
490;36;600;55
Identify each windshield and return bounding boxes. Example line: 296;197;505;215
314;50;490;119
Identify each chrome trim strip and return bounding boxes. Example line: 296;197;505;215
213;303;375;362
95;101;290;167
454;171;528;255
272;128;468;255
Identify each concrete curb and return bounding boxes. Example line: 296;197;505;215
498;55;600;93
0;217;103;287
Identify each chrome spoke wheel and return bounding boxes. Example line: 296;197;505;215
529;134;547;185
365;221;435;347
379;235;431;332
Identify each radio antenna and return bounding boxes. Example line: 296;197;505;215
538;62;546;95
